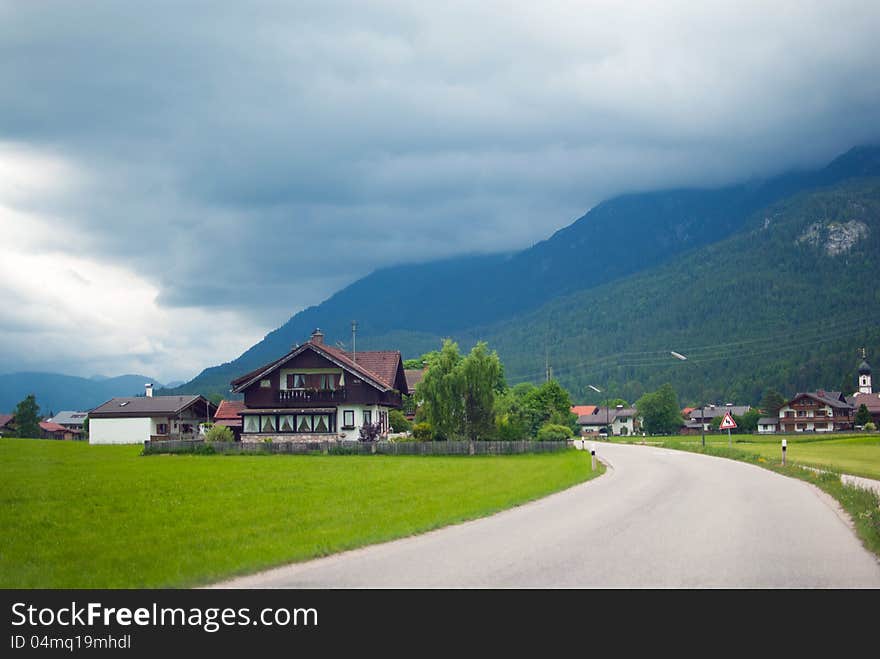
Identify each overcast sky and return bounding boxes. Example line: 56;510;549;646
2;1;880;382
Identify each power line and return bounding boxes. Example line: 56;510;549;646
506;315;878;385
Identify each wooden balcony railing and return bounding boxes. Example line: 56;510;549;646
276;388;347;404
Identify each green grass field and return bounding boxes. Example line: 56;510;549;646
0;438;600;588
623;433;880;480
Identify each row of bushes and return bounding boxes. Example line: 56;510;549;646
405;420;574;442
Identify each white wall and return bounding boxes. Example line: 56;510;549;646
89;417;151;444
336;404;382;440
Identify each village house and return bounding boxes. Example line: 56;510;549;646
0;413;14;437
38;420;82;441
575;405;639;436
757;417;779;434
230;329;408;442
88;384;216;444
777;390;854;433
687;404;751;432
46;410;88;433
849;358;880;426
402;368;427;420
213;400;245;441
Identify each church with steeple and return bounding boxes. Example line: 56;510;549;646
851;349;880;426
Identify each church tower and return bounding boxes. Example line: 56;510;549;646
858;350;872;394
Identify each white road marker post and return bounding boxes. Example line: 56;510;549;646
781;439;787;466
591;443;597;472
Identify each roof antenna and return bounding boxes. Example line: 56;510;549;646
351;320;358;363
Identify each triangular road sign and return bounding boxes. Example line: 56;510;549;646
719;412;737;430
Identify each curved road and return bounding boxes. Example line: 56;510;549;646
214;444;880;588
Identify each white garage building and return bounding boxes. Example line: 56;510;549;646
88;388;216;445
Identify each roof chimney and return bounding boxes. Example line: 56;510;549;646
145;383;153;398
311;328;324;345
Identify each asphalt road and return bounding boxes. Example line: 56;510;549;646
214;443;880;588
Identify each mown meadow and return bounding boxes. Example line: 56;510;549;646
0;438;600;588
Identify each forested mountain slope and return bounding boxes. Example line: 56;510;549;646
471;177;880;405
170;145;880;399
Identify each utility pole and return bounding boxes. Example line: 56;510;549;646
351;320;358;362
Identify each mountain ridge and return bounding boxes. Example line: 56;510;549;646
0;372;166;415
168;144;880;400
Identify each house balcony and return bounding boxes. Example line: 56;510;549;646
276;388;348;405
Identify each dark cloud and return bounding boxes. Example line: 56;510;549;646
2;1;880;377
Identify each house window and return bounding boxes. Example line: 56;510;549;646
260;379;271;388
156;423;168;435
363;410;372;425
279;415;295;432
261;416;276;432
343;410;355;428
286;373;306;389
244;416;259;433
314;415;330;433
297;416;312;432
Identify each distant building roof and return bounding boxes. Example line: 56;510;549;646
39;421;75;434
851;392;880;413
89;395;215;418
689;405;751;420
577;407;637;425
786;391;853;410
214;400;245;421
47;411;88;426
0;414;13;428
571;405;597;417
404;369;426;391
859;359;872;376
757;417;778;426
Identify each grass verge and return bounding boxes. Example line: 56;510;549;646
0;438;602;588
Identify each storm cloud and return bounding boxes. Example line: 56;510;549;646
2;1;880;380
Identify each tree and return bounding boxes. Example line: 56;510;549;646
416;340;465;440
855;403;872;427
14;394;41;438
389;409;411;433
736;409;761;433
536;423;573;441
205;424;234;442
493;379;577;439
416;339;504;441
759;389;786;415
459;342;502;442
636;384;682;435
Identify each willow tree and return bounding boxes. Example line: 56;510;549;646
416;339;503;441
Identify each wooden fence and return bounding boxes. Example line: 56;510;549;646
142;439;570;456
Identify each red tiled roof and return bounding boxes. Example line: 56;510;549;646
323;344;401;390
571;405;597;416
404;368;426;390
214;400;245;421
682;407;696;416
232;340;404;394
852;392;880;412
39;421;68;433
0;414;13;428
